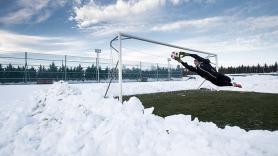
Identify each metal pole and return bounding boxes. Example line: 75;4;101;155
139;61;142;81
118;33;123;103
156;63;159;81
215;55;219;71
95;49;101;83
181;66;183;78
24;52;27;83
198;79;207;89
65;55;67;81
97;52;99;82
168;58;171;81
170;65;172;80
95;57;97;81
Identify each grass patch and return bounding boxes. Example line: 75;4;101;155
123;90;278;131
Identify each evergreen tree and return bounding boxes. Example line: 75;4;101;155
38;65;47;80
5;64;15;82
49;62;58;80
72;64;83;81
274;62;278;72
28;66;37;82
16;66;25;83
100;67;109;80
0;64;3;83
1;61;278;83
85;64;97;80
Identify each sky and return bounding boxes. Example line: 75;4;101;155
0;0;277;67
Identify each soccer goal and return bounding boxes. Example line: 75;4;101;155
107;32;218;103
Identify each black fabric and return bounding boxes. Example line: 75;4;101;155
189;54;210;64
181;55;233;87
181;62;196;72
212;73;233;86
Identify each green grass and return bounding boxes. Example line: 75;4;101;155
123;90;278;131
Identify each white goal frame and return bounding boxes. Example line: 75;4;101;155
116;32;218;103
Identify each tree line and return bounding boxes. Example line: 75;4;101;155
0;62;182;83
182;62;278;75
218;62;278;74
1;62;277;83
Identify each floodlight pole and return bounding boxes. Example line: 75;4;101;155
95;49;101;83
118;33;123;103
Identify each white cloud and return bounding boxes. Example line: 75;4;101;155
123;33;278;66
151;15;278;35
0;8;33;24
88;24;144;37
72;0;166;28
0;30;90;55
239;16;278;31
0;0;66;24
71;0;217;36
168;31;278;66
35;11;52;23
94;15;278;65
169;0;216;5
116;20;278;65
151;17;224;31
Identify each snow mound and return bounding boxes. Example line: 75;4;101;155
0;82;278;156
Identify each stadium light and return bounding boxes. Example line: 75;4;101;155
95;49;101;83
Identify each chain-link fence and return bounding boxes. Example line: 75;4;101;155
0;52;183;84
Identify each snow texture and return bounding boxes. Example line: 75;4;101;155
0;74;278;156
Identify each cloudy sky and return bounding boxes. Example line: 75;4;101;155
0;0;277;67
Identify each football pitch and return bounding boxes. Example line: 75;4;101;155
124;90;278;131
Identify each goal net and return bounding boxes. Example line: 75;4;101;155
106;33;218;103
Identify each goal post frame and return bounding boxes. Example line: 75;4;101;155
117;32;218;103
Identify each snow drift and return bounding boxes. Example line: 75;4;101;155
0;81;278;156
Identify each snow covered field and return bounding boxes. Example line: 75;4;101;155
0;74;278;156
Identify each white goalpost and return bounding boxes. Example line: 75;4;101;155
114;32;218;103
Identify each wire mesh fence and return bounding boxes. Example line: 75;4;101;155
0;52;183;84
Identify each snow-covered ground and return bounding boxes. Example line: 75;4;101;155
0;74;278;156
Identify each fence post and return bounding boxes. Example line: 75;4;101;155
156;63;159;81
24;52;27;83
180;66;183;78
65;55;67;81
139;61;142;81
167;58;171;81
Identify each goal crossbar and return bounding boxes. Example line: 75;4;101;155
116;32;218;103
120;32;217;56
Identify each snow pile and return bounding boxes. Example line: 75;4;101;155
91;74;278;96
0;81;278;156
220;74;278;93
1;74;278;102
